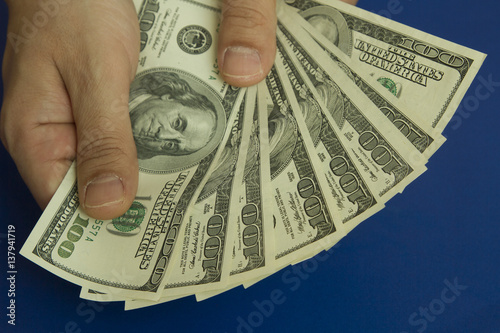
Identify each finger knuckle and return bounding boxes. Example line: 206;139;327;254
223;1;271;31
76;128;128;171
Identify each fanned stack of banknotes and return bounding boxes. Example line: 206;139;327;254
20;0;485;310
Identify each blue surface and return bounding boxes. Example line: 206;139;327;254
1;0;499;332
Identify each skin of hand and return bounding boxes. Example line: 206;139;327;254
0;0;358;220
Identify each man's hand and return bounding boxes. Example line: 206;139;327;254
0;0;140;220
0;0;357;221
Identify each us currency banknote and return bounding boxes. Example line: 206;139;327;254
20;0;485;308
274;38;384;235
224;86;275;284
160;87;260;297
274;24;427;203
263;66;347;268
158;95;248;297
122;88;254;309
86;88;274;304
283;0;486;133
185;86;275;302
20;0;244;300
278;11;446;158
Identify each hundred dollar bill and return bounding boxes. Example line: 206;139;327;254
283;0;486;133
224;86;275;283
194;85;275;302
21;0;243;300
159;88;255;297
263;66;346;268
86;89;271;307
82;88;253;304
274;37;383;235
122;90;252;310
278;11;446;158
274;22;427;203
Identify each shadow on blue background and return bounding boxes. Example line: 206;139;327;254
1;0;499;332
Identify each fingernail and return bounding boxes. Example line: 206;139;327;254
222;46;263;80
84;175;124;209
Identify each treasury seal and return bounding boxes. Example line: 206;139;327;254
177;25;212;54
377;77;402;98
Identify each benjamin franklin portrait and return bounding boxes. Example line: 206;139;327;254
129;70;226;173
300;6;353;56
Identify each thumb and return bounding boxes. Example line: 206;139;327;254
61;47;139;221
219;0;277;87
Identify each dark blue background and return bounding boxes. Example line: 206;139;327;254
1;0;499;332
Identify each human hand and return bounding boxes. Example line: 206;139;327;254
0;0;357;221
0;0;140;220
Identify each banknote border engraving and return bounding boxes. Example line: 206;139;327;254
33;181;79;263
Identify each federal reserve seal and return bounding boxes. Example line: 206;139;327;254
106;201;146;236
177;25;212;54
